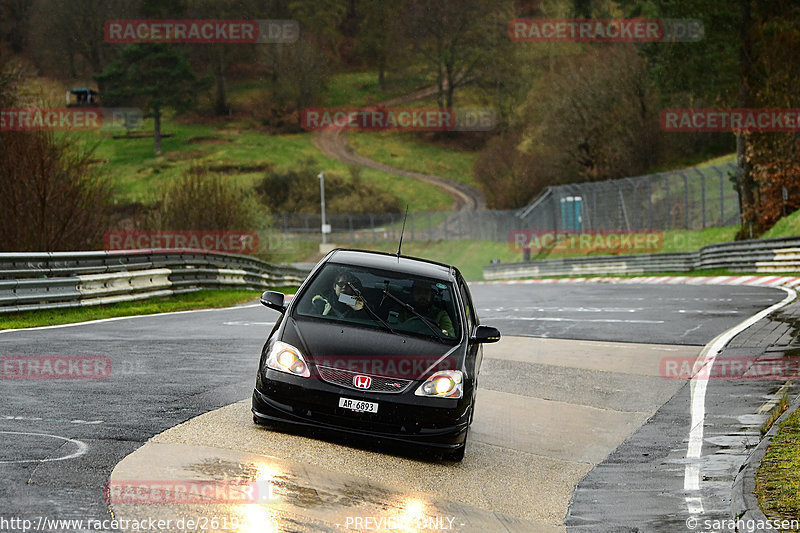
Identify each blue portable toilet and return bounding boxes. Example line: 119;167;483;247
560;196;583;231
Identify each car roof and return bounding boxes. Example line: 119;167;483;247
325;249;457;282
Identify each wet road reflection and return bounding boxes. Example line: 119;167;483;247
110;450;535;532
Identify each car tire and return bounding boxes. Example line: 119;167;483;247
447;427;468;462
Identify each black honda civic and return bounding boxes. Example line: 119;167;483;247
252;249;500;461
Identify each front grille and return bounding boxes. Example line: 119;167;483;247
316;365;413;394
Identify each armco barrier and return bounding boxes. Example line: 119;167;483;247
483;236;800;280
0;249;310;314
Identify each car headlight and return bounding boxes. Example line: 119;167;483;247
415;370;463;399
265;341;310;378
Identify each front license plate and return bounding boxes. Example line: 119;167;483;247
338;397;378;413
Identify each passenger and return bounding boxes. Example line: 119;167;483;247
312;271;366;318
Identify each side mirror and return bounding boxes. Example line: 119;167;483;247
470;325;501;344
260;291;287;313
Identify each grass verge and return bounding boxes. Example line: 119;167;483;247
762;208;800;239
762;391;790;437
348;130;478;186
756;402;800;530
0;288;298;330
74;117;452;212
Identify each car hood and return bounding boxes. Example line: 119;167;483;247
282;317;462;379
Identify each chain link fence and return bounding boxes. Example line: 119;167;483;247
275;162;741;243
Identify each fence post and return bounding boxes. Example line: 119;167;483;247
713;165;725;226
348;215;354;242
552;194;559;231
428;212;432;240
664;174;671;230
676;171;689;229
694;168;706;229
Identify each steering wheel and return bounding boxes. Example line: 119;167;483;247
401;315;435;335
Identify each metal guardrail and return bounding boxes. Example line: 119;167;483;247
0;249;311;314
483;237;800;280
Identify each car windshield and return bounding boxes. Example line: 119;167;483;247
295;263;461;342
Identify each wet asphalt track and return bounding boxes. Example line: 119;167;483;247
0;282;788;531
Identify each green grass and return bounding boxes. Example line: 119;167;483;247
762;208;800;239
660;226;740;252
324;71;433;107
756;405;800;530
513;226;740;261
762;392;790;437
348;131;478;186
75;116;452;211
330;240;521;281
0;289;297;330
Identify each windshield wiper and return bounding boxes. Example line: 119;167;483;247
345;282;397;335
380;287;447;343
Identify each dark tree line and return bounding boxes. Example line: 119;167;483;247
2;0;797;235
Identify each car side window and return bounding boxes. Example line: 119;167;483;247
458;280;475;335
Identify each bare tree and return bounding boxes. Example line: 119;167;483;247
521;46;661;184
402;0;514;109
28;0;138;78
0;59;112;251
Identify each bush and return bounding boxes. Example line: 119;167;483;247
148;168;269;232
473;132;552;209
255;160;403;214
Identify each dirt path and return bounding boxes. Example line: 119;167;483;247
313;85;486;211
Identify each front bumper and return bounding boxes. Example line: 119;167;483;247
251;371;470;449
